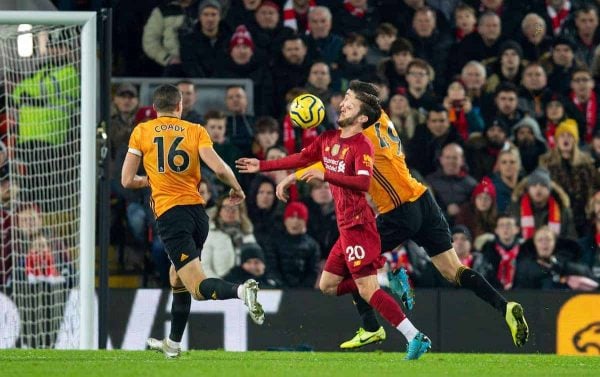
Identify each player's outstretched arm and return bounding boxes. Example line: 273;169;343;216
236;152;319;173
200;147;245;204
275;173;296;202
121;152;149;189
235;157;260;173
237;137;322;174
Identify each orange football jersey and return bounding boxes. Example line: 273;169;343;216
128;116;212;217
296;111;426;214
362;111;426;213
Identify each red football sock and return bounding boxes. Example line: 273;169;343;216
369;288;406;327
336;278;358;296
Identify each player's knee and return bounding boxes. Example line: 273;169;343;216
441;267;458;283
319;280;336;296
357;285;376;302
169;267;180;287
190;290;204;300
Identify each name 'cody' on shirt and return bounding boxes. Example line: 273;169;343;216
154;124;185;132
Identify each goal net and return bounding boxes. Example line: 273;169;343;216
0;12;96;349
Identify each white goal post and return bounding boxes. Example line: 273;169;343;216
0;11;96;349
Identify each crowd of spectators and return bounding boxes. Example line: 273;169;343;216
102;0;600;290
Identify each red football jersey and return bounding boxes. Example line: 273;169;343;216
261;130;375;229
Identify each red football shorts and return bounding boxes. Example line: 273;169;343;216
324;221;386;280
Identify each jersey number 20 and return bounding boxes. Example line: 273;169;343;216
153;136;190;173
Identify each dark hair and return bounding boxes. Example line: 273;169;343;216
254;116;280;134
427;104;448;118
575;3;598;18
204;109;226;122
285;86;308;103
390;37;414;55
407;58;431;74
176;80;195;87
349;79;379;97
494;82;519;97
496;212;518;224
344;32;367;47
152;84;182;113
349;80;382;127
571;66;593;79
376;22;398;37
282;34;305;47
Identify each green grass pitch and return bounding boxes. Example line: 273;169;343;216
1;350;598;377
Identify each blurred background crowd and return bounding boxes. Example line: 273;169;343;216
4;0;600;293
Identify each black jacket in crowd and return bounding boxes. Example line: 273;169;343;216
179;22;231;78
263;232;321;288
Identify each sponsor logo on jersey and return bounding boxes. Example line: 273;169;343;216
363;154;373;167
180;253;189;262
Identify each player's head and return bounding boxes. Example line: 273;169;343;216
153;84;183;116
337;80;382;129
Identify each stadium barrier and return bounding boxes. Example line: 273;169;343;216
111;77;255;116
0;289;598;354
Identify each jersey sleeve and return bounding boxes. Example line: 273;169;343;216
197;125;214;149
127;125;143;156
354;139;374;177
260;133;324;171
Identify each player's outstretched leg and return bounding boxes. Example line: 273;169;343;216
389;267;415;310
147;286;190;358
176;259;265;324
339;267;414;349
198;278;265;325
354;276;431;360
432;247;529;347
454;266;529;347
505;302;529;347
340;291;386;349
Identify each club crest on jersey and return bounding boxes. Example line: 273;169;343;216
331;144;340;156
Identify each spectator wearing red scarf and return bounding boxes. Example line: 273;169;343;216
569;67;599;144
331;0;381;40
443;80;484;141
507;167;577;240
475;213;522;290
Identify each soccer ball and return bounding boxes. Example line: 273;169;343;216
289;94;325;129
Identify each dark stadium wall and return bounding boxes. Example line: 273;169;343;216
4;289;594;352
97;290;599;354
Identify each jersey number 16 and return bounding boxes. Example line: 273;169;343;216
153;136;190;173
